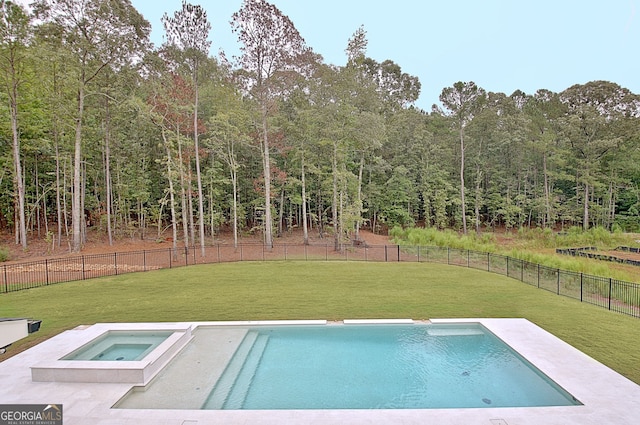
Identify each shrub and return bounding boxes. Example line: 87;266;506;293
0;247;9;262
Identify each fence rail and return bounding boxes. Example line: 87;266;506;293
2;243;639;319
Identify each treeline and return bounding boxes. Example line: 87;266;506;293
1;0;639;253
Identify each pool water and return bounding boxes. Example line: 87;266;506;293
91;343;153;361
204;323;580;410
62;331;172;361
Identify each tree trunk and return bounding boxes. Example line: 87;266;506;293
177;130;189;248
474;165;482;234
161;128;178;256
583;182;590;230
355;152;364;240
193;77;205;256
261;104;273;248
104;94;113;246
607;180;615;230
54;141;62;247
81;161;87;244
543;153;551;227
301;153;309;245
459;126;467;234
332;141;339;251
35;156;40;236
231;160;238;248
9;58;27;249
277;185;285;237
62;157;69;243
317;184;324;238
72;82;85;252
187;166;195;245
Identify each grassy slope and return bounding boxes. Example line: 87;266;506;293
2;261;639;385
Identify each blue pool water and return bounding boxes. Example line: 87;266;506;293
62;331;172;361
204;324;580;410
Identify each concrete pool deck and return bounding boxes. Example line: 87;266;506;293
0;318;639;425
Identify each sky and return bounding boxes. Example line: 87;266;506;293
96;1;640;109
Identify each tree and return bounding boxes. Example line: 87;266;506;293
33;0;150;252
162;0;211;256
205;78;251;248
231;0;313;248
440;81;486;233
560;81;634;229
0;0;31;249
524;89;567;227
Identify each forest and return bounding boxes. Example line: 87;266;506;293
1;0;639;254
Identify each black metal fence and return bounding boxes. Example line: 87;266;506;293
2;243;639;319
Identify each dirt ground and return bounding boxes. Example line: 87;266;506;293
1;228;392;264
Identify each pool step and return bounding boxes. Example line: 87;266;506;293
223;333;269;409
115;328;248;409
203;331;269;409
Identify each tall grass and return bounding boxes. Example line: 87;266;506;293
390;227;497;252
516;226;638;249
391;226;640;282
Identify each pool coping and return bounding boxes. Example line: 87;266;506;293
0;318;639;425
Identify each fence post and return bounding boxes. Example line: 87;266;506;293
537;264;540;288
3;265;7;293
45;259;49;285
447;247;450;265
506;257;509;277
609;278;613;311
143;250;147;272
82;256;86;280
521;260;524;282
114;252;118;275
185;247;188;266
169;248;172;269
557;269;560;295
467;250;470;267
385;245;388;262
580;273;583;302
397;245;400;262
487;252;490;272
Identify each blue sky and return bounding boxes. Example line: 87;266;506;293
133;1;639;110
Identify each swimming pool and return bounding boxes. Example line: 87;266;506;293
8;319;640;425
120;322;580;410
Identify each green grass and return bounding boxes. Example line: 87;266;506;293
2;261;640;385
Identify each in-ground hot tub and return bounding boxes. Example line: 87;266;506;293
30;323;192;384
61;330;173;361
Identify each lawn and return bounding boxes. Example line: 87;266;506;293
2;261;640;384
